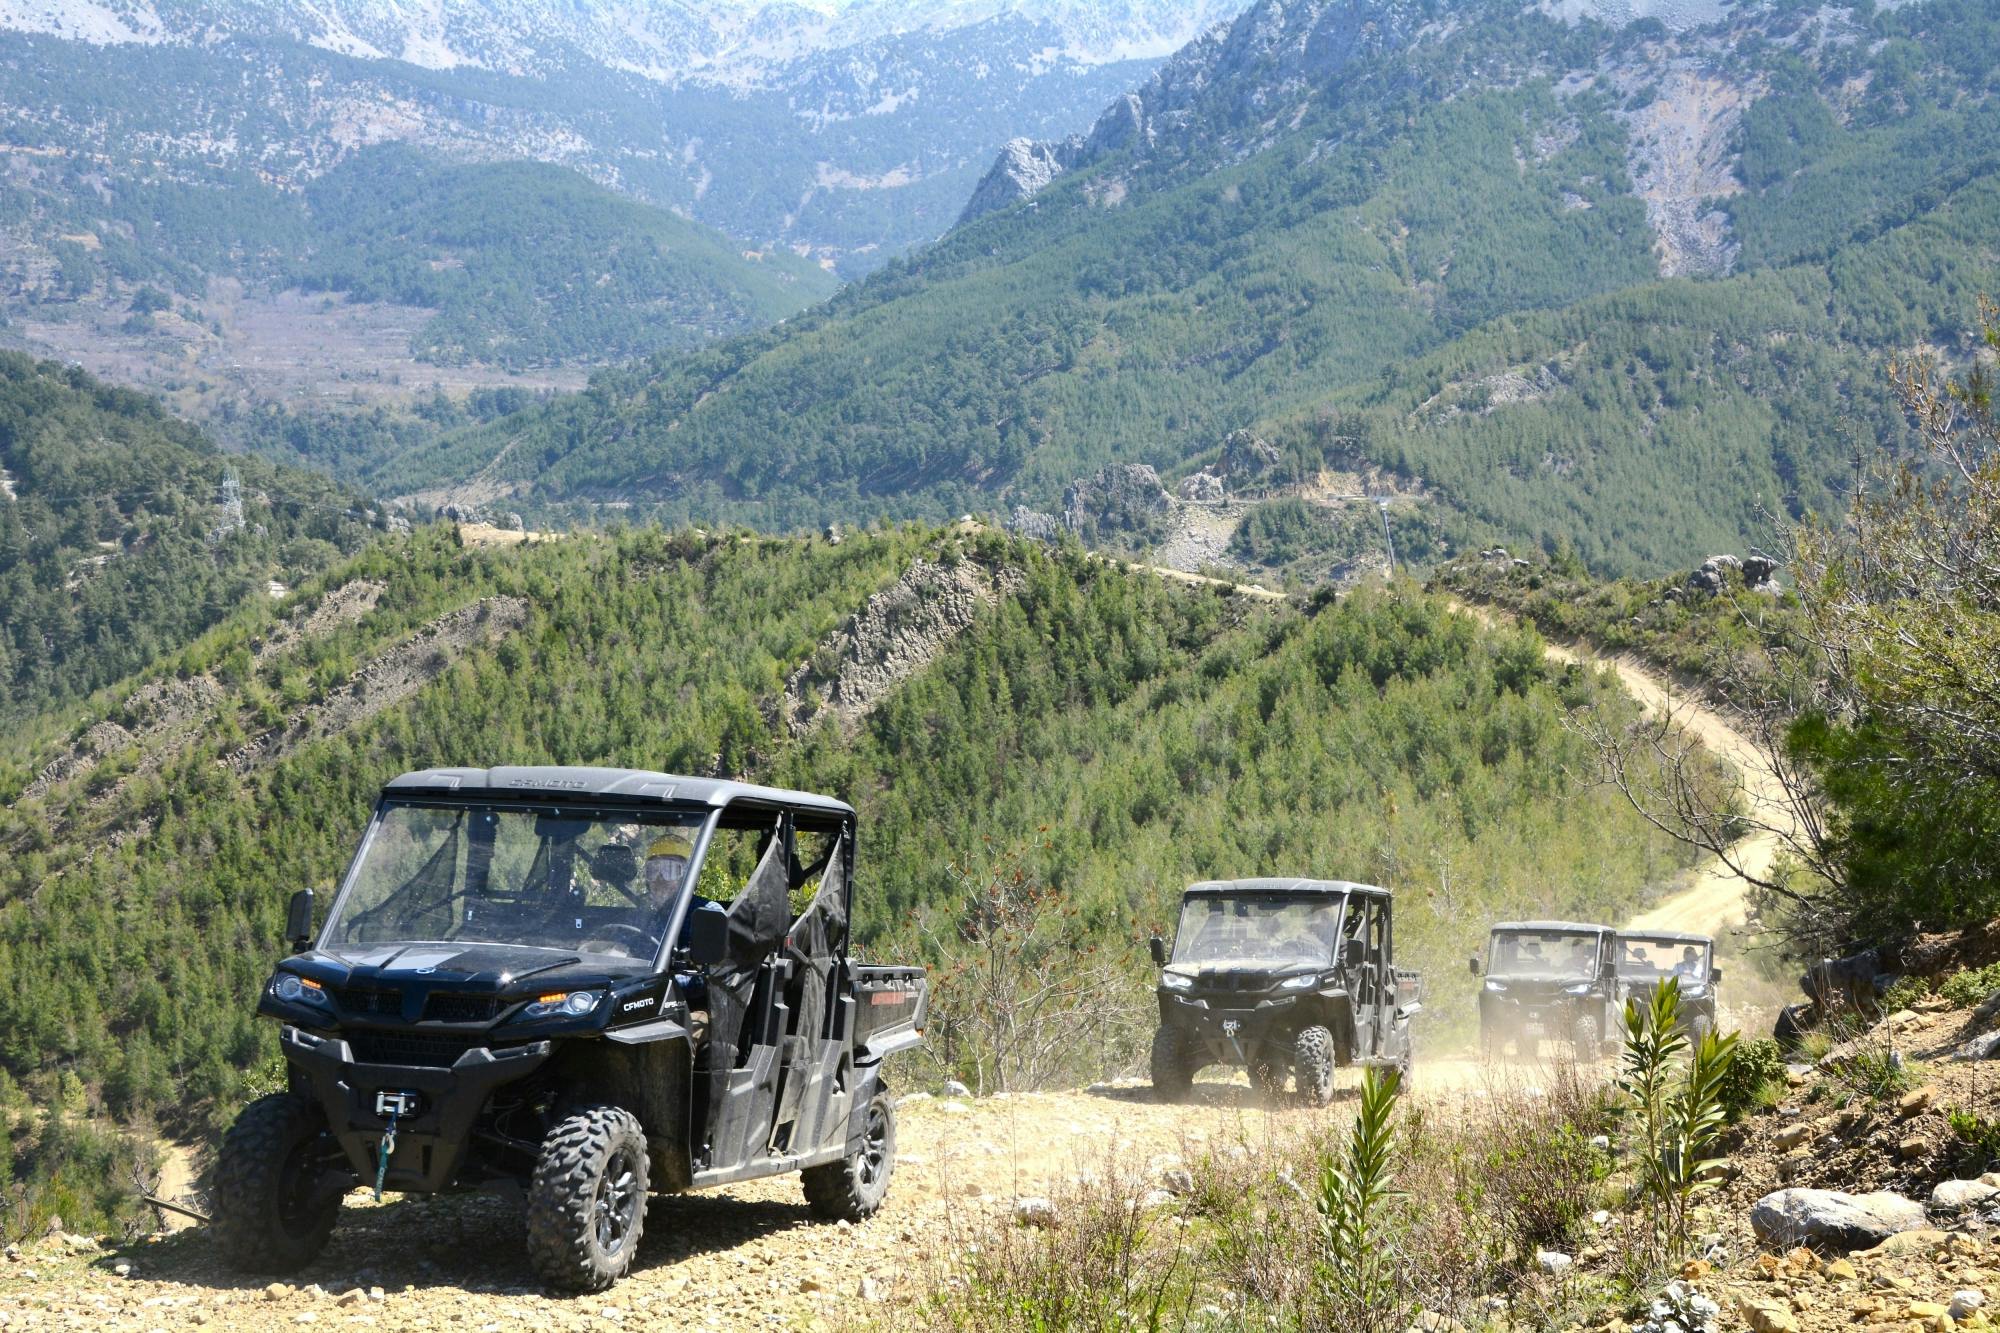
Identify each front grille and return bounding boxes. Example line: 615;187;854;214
346;1031;483;1068
1199;973;1271;994
424;993;500;1023
335;988;403;1017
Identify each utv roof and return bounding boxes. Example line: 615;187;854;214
383;767;856;819
1615;928;1713;945
1490;920;1615;935
1185;878;1391;897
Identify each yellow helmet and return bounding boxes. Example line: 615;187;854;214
646;834;693;861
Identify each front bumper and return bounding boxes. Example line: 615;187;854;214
1161;993;1302;1062
281;1025;553;1193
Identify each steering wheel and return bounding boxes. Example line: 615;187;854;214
582;921;659;954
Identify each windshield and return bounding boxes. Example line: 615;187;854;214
321;801;709;961
1616;936;1710;980
1170;894;1343;967
1486;929;1602;981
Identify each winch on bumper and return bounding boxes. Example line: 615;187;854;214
1159;989;1314;1062
281;1025;554;1193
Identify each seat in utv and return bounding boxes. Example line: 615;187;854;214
215;768;926;1292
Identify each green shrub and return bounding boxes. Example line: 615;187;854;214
1313;1069;1408;1332
1949;1108;2000;1175
1879;976;1931;1012
1620;979;1738;1266
1717;1037;1787;1122
1940;963;2000;1010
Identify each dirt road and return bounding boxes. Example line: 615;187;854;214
1;1074;1474;1331
1455;605;1788;941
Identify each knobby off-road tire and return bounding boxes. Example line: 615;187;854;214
802;1087;895;1221
1150;1025;1197;1103
213;1093;346;1273
1571;1013;1599;1062
527;1105;650;1293
1294;1025;1336;1107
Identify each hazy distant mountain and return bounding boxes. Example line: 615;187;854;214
0;0;1248;268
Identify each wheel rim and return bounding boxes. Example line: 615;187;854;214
856;1101;888;1190
592;1147;641;1256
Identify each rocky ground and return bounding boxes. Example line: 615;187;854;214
1673;1000;2000;1333
0;1074;1383;1332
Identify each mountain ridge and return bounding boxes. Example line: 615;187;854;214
402;0;1995;574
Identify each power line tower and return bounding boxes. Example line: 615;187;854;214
211;468;245;544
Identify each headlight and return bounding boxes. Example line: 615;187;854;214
272;973;328;1006
1565;983;1593;995
1483;979;1506;992
1279;973;1321;991
521;990;602;1019
1160;971;1194;992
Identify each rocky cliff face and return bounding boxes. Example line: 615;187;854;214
959;0;1434;223
956;0;1862;279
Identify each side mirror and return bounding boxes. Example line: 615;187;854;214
1148;936;1167;968
685;906;729;967
285;889;315;952
1710;966;1724;983
1467;955;1482;977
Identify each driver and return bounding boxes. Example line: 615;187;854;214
1673;946;1704;979
646;835;720;1050
644;835;693;907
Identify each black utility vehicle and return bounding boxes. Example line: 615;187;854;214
1147;879;1420;1105
216;768;926;1292
1471;920;1617;1059
1612;930;1721;1039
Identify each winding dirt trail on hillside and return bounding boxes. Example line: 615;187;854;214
1457;604;1789;940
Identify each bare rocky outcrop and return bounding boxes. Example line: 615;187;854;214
1220;430;1281;487
250;579;387;668
956;137;1087;224
1006;505;1062;542
1062;464;1172;543
781;560;1018;738
23;721;136;801
21;580;389;803
228;597;529;773
1178;471;1226;504
1617;68;1751;278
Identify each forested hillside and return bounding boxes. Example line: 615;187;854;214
3;143;834;373
0;354;378;722
407;0;1998;573
0;521;1702;1235
294;148;836;368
